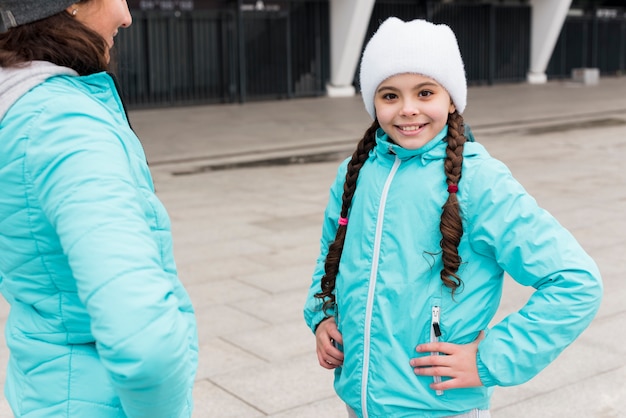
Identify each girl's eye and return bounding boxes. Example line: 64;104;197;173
382;93;397;100
418;90;433;97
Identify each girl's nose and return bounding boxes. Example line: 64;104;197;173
399;100;419;116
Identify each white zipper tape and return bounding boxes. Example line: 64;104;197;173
431;305;443;396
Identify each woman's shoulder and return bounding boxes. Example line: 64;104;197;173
13;72;123;135
27;72;113;111
7;73;133;162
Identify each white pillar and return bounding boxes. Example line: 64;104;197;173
527;0;572;84
326;0;375;97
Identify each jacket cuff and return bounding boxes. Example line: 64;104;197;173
308;309;335;334
476;347;497;387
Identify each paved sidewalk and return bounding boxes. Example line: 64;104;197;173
1;77;625;417
132;77;626;170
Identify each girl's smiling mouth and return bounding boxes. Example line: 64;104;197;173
397;123;427;133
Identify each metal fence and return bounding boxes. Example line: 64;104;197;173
547;8;626;78
113;1;533;108
237;2;330;102
114;9;238;107
114;1;330;108
112;2;624;109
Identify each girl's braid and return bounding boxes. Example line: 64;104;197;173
439;111;467;293
315;120;380;313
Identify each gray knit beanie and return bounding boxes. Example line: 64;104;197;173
0;0;77;32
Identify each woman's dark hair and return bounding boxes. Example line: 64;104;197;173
0;8;108;75
315;111;467;313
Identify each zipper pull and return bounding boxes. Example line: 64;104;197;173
432;306;441;337
431;306;443;396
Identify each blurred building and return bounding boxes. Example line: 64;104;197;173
115;0;625;108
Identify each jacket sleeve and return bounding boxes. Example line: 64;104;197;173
303;160;348;333
25;96;196;417
465;157;603;387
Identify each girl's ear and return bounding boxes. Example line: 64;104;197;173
448;101;456;114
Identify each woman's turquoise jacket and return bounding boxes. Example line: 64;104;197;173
0;63;198;417
304;127;603;417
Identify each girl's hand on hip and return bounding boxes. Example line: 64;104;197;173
409;331;485;390
315;317;344;369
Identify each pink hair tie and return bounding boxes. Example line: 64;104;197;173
338;217;349;226
447;184;458;193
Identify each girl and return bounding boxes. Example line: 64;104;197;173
304;17;602;418
0;1;198;416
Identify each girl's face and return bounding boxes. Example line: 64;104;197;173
374;73;456;150
68;0;132;62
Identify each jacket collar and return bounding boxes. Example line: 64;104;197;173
374;125;449;161
0;61;77;122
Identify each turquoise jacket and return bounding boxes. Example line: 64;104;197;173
304;127;602;417
0;62;198;417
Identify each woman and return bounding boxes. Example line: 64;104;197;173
0;1;198;417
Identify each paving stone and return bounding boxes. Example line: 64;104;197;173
236;264;317;295
267;396;347;418
196;338;265;381
223;320;314;362
211;353;336;415
192;379;264;417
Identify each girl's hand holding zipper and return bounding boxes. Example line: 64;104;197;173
409;331;485;390
315;317;344;369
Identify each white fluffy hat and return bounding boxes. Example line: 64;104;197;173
359;17;467;119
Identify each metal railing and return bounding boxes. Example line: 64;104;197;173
114;1;330;108
548;8;626;78
112;2;623;109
